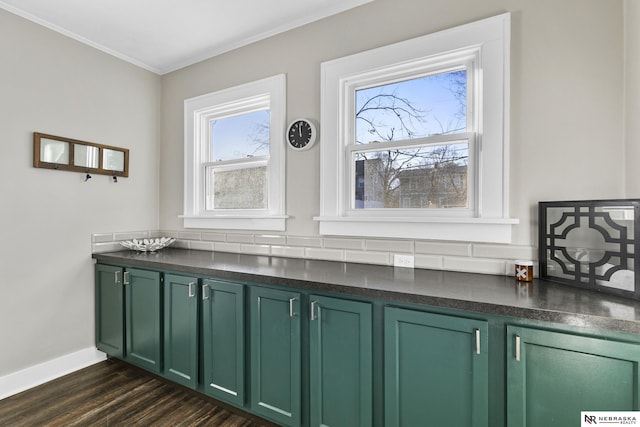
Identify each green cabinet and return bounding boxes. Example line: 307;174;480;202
163;273;199;388
384;307;489;427
250;286;302;427
124;268;162;373
95;264;124;358
506;325;640;427
309;295;372;427
202;278;245;406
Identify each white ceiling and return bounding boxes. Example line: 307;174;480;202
0;0;373;75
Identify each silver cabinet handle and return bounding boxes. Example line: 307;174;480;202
310;300;318;321
123;271;130;285
475;329;481;355
289;297;297;317
114;270;120;285
202;284;209;300
515;335;521;361
188;282;196;298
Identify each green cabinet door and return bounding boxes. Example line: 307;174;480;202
202;278;245;406
164;274;199;389
250;286;301;427
309;295;372;427
95;264;124;358
384;307;489;427
124;268;162;373
506;325;640;427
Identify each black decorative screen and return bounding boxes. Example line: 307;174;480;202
539;199;640;300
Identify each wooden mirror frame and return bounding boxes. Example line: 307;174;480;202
33;132;129;177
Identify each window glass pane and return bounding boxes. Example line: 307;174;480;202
355;69;466;144
211;110;270;161
207;166;267;210
354;143;468;209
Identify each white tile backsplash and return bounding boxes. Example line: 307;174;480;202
344;250;390;265
324;237;365;250
415;241;472;257
92;230;536;277
365;239;413;253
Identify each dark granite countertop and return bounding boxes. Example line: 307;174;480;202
93;248;640;335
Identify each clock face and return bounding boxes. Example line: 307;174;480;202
287;119;316;150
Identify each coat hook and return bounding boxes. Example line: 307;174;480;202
84;173;92;182
112;175;118;183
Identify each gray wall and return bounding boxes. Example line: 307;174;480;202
0;10;160;376
159;0;625;247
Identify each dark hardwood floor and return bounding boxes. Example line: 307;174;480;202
0;359;274;427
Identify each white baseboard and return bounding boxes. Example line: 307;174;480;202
0;347;107;400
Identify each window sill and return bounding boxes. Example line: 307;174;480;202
313;216;519;243
181;215;288;231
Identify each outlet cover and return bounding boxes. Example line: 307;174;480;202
394;254;415;268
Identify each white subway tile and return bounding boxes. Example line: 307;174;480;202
443;256;506;275
415;241;472;257
113;231;149;241
324;237;364;250
472;244;536;260
92;242;123;253
240;244;271;256
157;230;180;238
214;242;242;253
226;234;254;244
201;232;226;242
345;250;390;265
287;236;323;247
415;254;444;270
271;246;306;258
172;240;190;249
189;240;214;251
365;239;413;253
178;231;202;240
255;235;287;245
305;248;344;262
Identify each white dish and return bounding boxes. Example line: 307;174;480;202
120;237;176;252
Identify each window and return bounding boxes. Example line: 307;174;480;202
316;13;518;243
183;75;286;231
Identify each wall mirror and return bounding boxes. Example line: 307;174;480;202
33;132;129;177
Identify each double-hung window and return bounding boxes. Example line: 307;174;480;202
183;75;286;231
316;13;517;243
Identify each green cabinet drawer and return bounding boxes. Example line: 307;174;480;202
202;278;245;406
506;325;640;427
384;307;489;427
309;295;372;427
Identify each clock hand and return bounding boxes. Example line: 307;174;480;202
299;124;302;138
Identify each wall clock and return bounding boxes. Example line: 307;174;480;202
287;118;317;151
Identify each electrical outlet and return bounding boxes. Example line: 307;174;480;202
394;254;415;268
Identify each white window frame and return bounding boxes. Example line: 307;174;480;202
182;74;287;231
315;13;518;243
